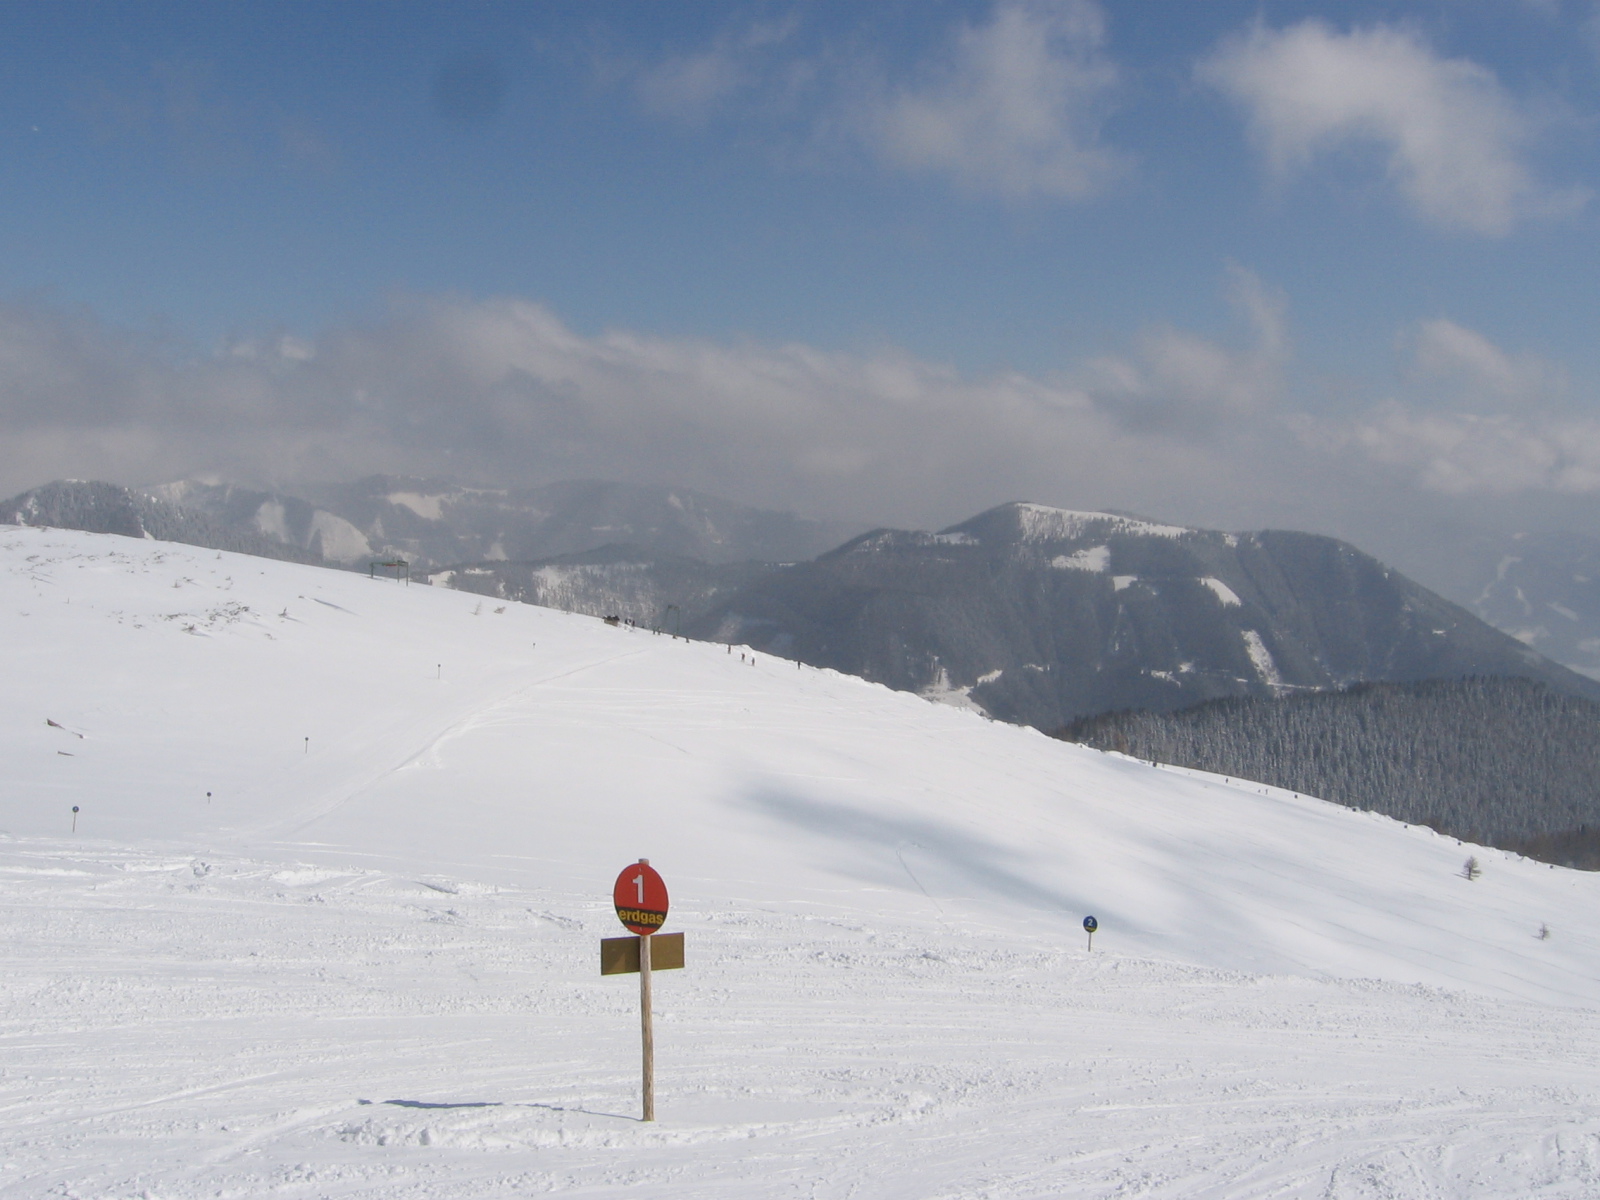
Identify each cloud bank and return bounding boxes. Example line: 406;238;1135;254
2;278;1595;561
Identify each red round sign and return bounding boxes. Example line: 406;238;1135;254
614;860;669;935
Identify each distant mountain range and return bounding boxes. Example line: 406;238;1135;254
1468;530;1600;682
428;544;773;629
151;476;858;569
0;476;857;573
687;502;1600;729
7;480;1597;734
0;480;321;565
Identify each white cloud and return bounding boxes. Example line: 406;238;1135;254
1200;19;1587;234
1407;317;1566;409
625;2;1131;202
1350;407;1600;495
869;0;1129;200
1084;266;1289;431
635;19;797;124
1307;322;1595;496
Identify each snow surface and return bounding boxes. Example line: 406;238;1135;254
1012;504;1191;542
1200;576;1242;607
4;526;1600;1198
917;664;986;714
1241;629;1285;691
387;492;447;521
1051;546;1110;573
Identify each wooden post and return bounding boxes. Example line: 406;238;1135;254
640;928;655;1122
608;856;673;1123
638;856;656;1122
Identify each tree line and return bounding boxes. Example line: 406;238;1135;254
1057;676;1600;869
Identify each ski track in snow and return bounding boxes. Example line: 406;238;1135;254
2;526;1600;1198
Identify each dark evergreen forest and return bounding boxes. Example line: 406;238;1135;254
1058;677;1600;869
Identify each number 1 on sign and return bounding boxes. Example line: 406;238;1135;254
635;874;645;904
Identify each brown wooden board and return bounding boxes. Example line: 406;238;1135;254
600;932;684;975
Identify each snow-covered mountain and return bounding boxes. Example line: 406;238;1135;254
427;543;775;628
156;475;860;569
1470;529;1600;681
0;478;323;564
3;523;1599;1197
1;476;860;573
692;501;1600;729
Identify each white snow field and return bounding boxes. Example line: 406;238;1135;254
4;526;1600;1199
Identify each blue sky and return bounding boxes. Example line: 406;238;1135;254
4;1;1600;591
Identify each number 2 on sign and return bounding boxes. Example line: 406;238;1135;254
635;874;645;904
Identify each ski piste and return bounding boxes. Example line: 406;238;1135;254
3;524;1598;1198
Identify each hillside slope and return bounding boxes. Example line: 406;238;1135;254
0;479;323;564
692;502;1600;728
427;543;775;626
1470;529;1600;681
3;525;1600;1198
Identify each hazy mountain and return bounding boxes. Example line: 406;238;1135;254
1468;530;1600;681
426;544;776;627
154;476;859;569
0;480;322;565
688;502;1600;730
146;480;366;564
1060;676;1600;870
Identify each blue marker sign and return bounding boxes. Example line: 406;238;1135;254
1083;914;1097;951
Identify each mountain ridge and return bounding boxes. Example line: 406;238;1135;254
1;475;862;573
10;481;1597;730
689;500;1600;728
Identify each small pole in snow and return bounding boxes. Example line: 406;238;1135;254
304;737;309;755
206;791;212;805
640;907;655;1122
437;663;441;679
71;805;79;833
1083;914;1098;951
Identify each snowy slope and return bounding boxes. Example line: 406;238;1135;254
3;526;1600;1199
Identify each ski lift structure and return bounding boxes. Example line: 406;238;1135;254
369;558;410;585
